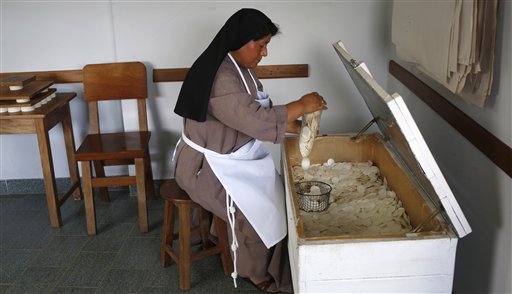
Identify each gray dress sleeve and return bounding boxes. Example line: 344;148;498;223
208;59;288;144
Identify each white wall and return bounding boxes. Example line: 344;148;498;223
1;1;510;293
387;1;511;293
0;0;390;179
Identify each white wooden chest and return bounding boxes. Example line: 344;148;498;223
280;41;471;293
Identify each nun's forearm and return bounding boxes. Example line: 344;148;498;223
286;120;301;134
286;100;306;122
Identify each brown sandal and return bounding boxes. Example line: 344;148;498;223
241;277;279;293
249;279;279;293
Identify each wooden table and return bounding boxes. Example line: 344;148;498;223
0;92;81;227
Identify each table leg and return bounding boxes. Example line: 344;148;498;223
61;105;81;200
34;119;61;227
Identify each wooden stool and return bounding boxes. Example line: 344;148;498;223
160;179;233;290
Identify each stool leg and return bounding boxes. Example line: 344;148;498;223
198;207;211;249
161;200;175;267
178;203;192;290
214;216;234;275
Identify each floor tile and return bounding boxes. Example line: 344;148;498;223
81;222;134;252
0;209;53;249
187;267;236;293
0;249;34;284
58;251;116;288
51;286;97;293
97;268;149;293
0;194;47;212
6;266;66;293
29;236;89;267
111;237;161;269
0;284;12;294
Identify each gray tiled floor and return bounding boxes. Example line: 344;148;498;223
0;190;264;293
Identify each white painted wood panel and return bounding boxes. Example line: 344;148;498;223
299;238;457;280
304;274;454;293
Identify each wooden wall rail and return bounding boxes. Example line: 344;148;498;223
389;60;512;178
0;70;83;84
152;64;308;82
1;64;308;84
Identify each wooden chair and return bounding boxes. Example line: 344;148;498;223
75;61;155;235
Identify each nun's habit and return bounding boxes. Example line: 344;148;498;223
172;8;293;293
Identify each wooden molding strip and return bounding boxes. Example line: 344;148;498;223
1;64;308;84
152;68;188;82
152;64;309;82
0;70;83;84
389;60;512;178
256;64;309;79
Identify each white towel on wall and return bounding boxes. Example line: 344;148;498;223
392;0;498;107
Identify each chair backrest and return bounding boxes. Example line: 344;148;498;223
82;62;148;134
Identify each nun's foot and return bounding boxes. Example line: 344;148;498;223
250;279;279;293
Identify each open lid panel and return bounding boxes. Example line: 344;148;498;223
333;41;471;238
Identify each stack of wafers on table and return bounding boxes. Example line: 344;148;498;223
0;76;56;113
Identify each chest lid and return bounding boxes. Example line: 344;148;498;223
333;41;471;238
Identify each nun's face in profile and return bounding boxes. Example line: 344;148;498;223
231;34;272;68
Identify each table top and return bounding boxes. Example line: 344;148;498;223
0;92;76;120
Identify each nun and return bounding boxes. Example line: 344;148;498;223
173;8;327;293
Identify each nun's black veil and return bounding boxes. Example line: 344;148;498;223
174;8;278;122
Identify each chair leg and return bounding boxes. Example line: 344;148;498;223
144;151;156;200
161;199;175;267
214;216;234;275
178;203;192;290
92;160;110;202
134;158;148;233
81;160;97;236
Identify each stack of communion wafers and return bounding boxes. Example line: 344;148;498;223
0;76;56;113
292;160;413;237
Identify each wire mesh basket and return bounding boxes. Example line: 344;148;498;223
295;181;332;212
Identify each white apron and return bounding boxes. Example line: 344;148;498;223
180;133;286;248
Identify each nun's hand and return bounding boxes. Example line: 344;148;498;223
299;92;328;114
